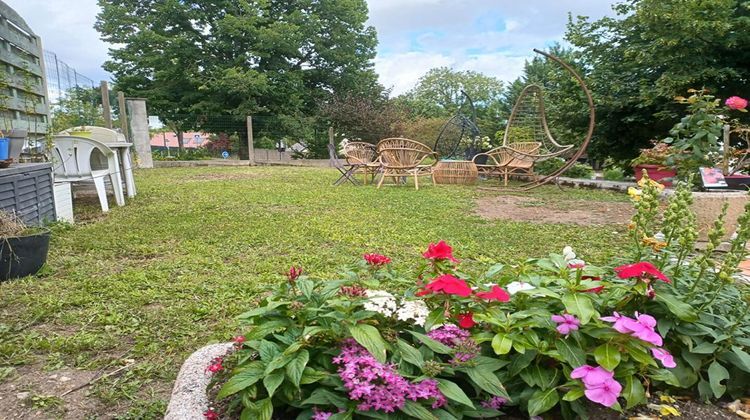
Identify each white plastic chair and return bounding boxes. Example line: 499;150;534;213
51;135;125;212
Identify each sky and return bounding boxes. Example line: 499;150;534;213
6;0;617;96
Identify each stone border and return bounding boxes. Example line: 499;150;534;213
164;342;234;420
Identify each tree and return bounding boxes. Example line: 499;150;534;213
397;68;505;137
320;92;407;143
566;0;750;162
49;87;107;133
96;0;380;156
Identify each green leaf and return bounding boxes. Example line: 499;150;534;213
562;388;584;402
555;339;586;367
472;356;510;372
301;388;349;407
594;343;621;371
485;263;505;278
465;367;510;398
562;293;597;324
692;342;719;354
263;370;285;397
264;352;296;375
216;361;266;399
623;376;646;409
258;340;280;361
424;308;445;332
349;324;388;363
401;401;439;420
284;349;309;387
238;301;286;319
436;378;475;408
707;361;729;398
528;388;560;416
491;333;513;355
256;398;273;420
297;278;314;299
509;350;537;376
246;320;289;341
396;339;424;368
655;293;698;322
724;347;750;373
299;367;328;384
409;331;452;354
520;364;559;390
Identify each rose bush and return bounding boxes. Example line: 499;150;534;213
210;175;750;419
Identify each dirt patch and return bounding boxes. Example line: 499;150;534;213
475;195;633;226
0;365;105;419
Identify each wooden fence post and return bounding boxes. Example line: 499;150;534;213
117;91;129;140
101;81;112;129
247;116;255;165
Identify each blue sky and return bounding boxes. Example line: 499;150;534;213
7;0;616;96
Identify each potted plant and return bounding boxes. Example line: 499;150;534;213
0;210;51;281
631;142;677;186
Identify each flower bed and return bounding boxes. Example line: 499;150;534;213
206;175;750;419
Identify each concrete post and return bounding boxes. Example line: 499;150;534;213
126;98;153;168
118;91;129;139
246;116;255;165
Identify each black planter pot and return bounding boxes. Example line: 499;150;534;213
724;175;750;191
0;229;50;281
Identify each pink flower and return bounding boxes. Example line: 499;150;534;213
364;253;391;266
457;313;477;329
726;96;748;111
600;312;634;334
422;241;459;263
232;335;246;345
416;274;473;297
570;365;615;387
585;378;622;408
551;314;580;335
206;357;224;374
614;262;671;283
568;261;586;269
287;266;303;283
475;285;510;302
621;313;663;347
204;408;220;420
651;348;676;368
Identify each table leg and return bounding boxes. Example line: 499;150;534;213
121;148;137;197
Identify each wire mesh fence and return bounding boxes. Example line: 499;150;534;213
43;50;96;106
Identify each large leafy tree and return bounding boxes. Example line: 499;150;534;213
566;0;750;162
96;0;379;156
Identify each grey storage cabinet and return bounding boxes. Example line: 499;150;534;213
0;163;56;226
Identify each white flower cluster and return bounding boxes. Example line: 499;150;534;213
363;290;429;327
506;281;536;295
563;246;586;267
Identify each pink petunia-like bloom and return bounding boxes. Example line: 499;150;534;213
585;378;622;408
651;348;676;368
570;365;615;387
363;253;392;266
614;262;671;283
600;312;633;334
551;314;580;335
726;96;748;111
422;240;460;263
475;285;511;302
621;312;663;347
416;274;473;297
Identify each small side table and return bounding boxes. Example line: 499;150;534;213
105;142;137;198
433;160;479;185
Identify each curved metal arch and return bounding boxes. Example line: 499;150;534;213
502;84;573;154
434;90;481;159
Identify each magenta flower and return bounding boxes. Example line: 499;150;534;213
621;313;663;347
481;396;508;409
651;348;676;368
551;314;580;335
312;409;333;420
584;378;622;408
570;365;614;387
726;96;748;111
600;312;632;333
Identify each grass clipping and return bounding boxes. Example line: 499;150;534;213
0;210;27;237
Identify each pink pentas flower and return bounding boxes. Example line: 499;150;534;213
585;378;622;408
614;262;671;283
232;335;246;345
206;357;224;374
422;240;459;263
551;314;580;335
570;365;615;387
287;266;303;283
204;408;219;420
363;253;391;266
651;348;677;368
726;96;748;111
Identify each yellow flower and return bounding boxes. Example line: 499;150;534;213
637;178;665;190
642;236;668;252
628;187;643;201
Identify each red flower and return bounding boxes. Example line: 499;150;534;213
363;253;392;266
204;409;219;420
232;335;246;345
457;313;477;329
423;240;459;263
475;285;510;302
726;96;748;111
206;357;224;374
614;262;671;283
582;276;604;293
287;266;303;283
416;274;473;297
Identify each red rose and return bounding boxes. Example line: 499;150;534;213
363;253;392;266
475;285;510;302
416;274;472;297
614;262;670;283
423;240;459;263
457;313;477;329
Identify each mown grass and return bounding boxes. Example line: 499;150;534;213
0;166;630;418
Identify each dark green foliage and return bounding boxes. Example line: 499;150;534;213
536;157;594;179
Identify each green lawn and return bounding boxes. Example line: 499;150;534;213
0;166;630;418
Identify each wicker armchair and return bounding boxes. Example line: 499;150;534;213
376;138;438;190
473;142;541;186
343;142;380;184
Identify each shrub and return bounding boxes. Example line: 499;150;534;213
603;166;626;181
536;157;594;179
151;148;212;161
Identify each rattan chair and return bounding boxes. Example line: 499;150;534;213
473;141;541;186
344;142;380;185
376;138;438;190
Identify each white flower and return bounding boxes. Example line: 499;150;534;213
396;300;429;327
506;281;536;295
363;289;397;316
562;246;576;261
654;231;666;242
